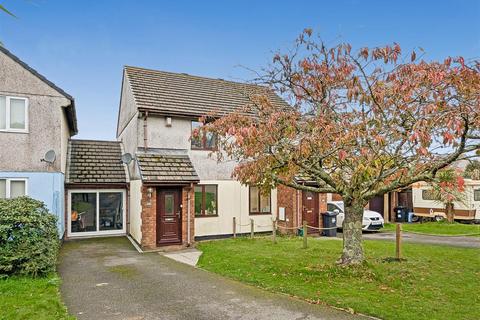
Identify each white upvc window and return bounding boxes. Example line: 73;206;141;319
0;178;28;199
67;189;127;237
0;96;29;133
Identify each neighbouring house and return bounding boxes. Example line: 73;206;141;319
411;180;480;222
64;140;128;238
276;184;328;234
116;66;287;249
0;46;77;235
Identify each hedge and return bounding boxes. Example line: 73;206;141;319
0;197;59;277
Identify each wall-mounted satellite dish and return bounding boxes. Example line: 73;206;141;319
41;150;56;164
121;153;133;164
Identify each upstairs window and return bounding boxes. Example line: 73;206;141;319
0;178;27;199
0;96;28;132
249;186;271;214
191;121;216;150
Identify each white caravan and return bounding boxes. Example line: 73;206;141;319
411;180;480;223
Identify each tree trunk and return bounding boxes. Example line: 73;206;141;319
446;202;454;223
339;199;365;265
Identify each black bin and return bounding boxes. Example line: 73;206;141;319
321;211;338;237
394;206;409;222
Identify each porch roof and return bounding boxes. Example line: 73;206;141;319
66;140;127;184
136;153;199;184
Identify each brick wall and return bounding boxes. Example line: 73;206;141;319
277;184;298;234
140;185;157;248
276;185;328;234
140;185;195;249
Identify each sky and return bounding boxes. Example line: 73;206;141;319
1;0;479;140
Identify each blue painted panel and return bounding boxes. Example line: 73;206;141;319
0;171;65;237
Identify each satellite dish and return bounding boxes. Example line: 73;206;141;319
121;153;133;164
42;150;56;164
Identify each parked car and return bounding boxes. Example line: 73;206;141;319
327;201;384;231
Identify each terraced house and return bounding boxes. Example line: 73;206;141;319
116;66;287;249
0;46;77;235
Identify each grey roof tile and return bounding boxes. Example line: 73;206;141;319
136;153;199;183
67;140;127;184
124;66;289;117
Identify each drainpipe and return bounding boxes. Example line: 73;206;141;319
187;183;192;246
296;190;300;227
143;111;148;150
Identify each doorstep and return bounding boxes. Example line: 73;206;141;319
161;248;202;267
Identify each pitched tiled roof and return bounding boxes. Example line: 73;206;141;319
0;46;78;135
66;140;127;184
136;153;199;183
124;66;288;117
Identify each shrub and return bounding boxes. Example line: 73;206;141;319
0;197;59;277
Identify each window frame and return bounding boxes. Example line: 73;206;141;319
190;121;217;151
474;189;480;202
0;178;28;198
249;186;271;215
0;96;29;133
194;184;218;217
67;189;126;237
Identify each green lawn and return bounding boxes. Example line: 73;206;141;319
198;237;480;320
383;222;480;236
0;275;73;320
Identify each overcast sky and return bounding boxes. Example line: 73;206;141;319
1;0;479;140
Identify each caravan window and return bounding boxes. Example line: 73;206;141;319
474;190;480;201
422;190;437;201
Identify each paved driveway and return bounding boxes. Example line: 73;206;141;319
58;237;362;320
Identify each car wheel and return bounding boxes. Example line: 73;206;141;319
411;215;421;223
434;215;444;222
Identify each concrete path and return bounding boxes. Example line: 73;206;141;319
163;248;202;267
59;237;363;320
361;231;480;248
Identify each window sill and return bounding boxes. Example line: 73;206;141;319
0;129;29;134
195;214;219;218
249;212;272;216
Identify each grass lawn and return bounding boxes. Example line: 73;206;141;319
0;275;73;320
198;237;480;320
383;221;480;236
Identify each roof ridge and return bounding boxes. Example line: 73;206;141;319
124;65;264;89
70;139;120;143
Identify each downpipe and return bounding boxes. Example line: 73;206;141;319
187;189;191;246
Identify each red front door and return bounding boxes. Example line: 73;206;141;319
157;188;182;245
302;191;319;233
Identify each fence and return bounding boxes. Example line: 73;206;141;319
233;217;406;258
233;217;338;248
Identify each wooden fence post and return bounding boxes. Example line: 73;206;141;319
233;217;236;238
250;219;254;239
303;221;308;249
272;218;277;244
396;223;402;260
